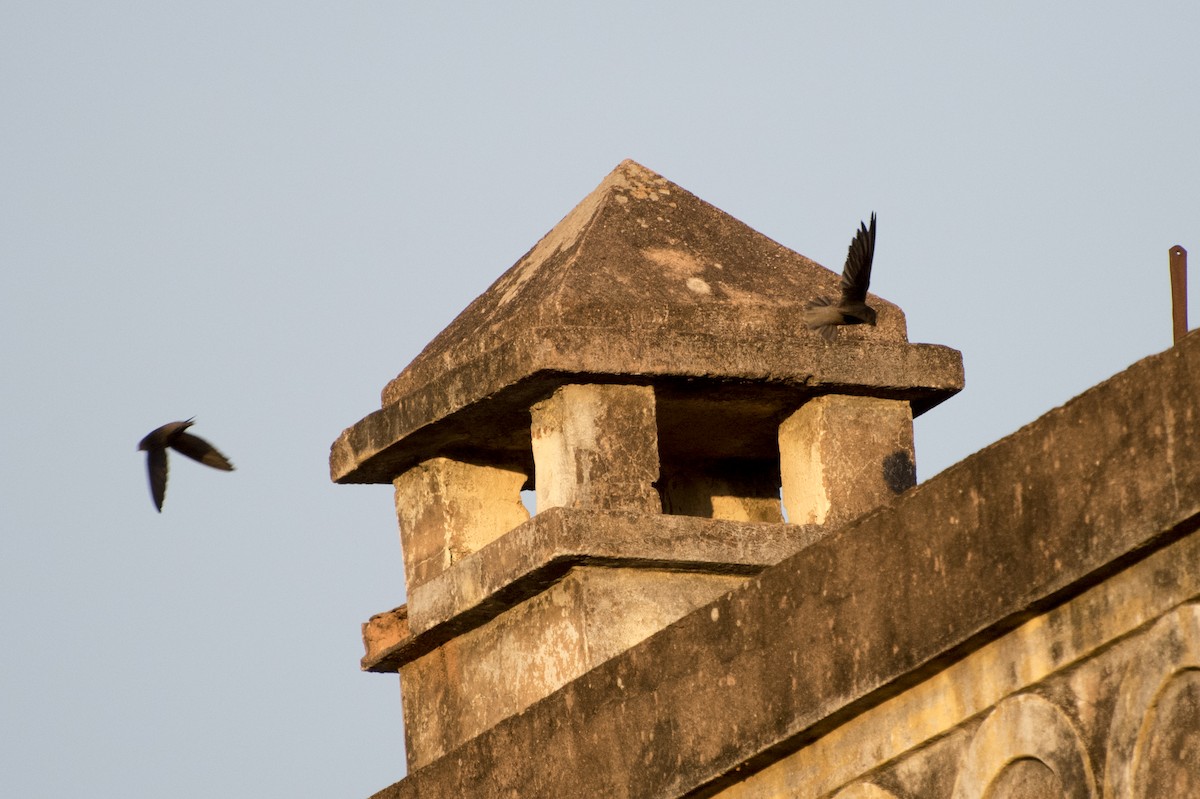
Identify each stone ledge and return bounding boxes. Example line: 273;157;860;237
361;604;408;669
331;331;964;484
361;507;824;672
364;333;1200;798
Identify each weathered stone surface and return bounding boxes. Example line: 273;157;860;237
330;160;963;485
361;507;824;672
531;383;659;513
392;457;529;590
779;395;916;526
399;565;746;771
383;159;909;408
1130;672;1200;796
727;538;1200;799
363;332;1200;799
361;604;408;671
946;694;1091;799
1104;601;1200;799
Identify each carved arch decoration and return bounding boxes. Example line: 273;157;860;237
950;692;1097;799
1104;601;1200;799
829;782;901;799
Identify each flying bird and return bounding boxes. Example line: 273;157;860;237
801;213;878;341
138;419;234;512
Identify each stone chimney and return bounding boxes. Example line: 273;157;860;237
330;160;963;772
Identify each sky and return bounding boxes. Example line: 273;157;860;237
2;3;1198;797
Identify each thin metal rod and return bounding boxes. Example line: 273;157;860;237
1170;245;1188;344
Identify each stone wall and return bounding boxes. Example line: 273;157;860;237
720;539;1200;799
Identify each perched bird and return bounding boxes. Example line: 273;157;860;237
138;419;235;512
801;213;878;341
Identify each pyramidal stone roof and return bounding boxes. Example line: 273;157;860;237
331;160;963;484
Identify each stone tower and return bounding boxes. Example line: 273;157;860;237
331;160;963;774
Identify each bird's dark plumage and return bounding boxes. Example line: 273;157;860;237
802;213;878;341
138;419;234;512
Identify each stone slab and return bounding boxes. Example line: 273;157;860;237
331;333;964;484
361;507;825;672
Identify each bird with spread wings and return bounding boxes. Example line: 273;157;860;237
801;213;878;341
138;419;235;512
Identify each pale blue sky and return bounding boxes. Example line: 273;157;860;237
2;4;1198;797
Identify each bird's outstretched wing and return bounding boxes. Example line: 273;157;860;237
839;212;876;304
172;433;235;471
146;447;168;512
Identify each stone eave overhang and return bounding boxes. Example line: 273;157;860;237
330;328;963;484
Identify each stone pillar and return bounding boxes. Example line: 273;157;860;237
779;395;916;528
530;384;661;513
393;457;530;590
